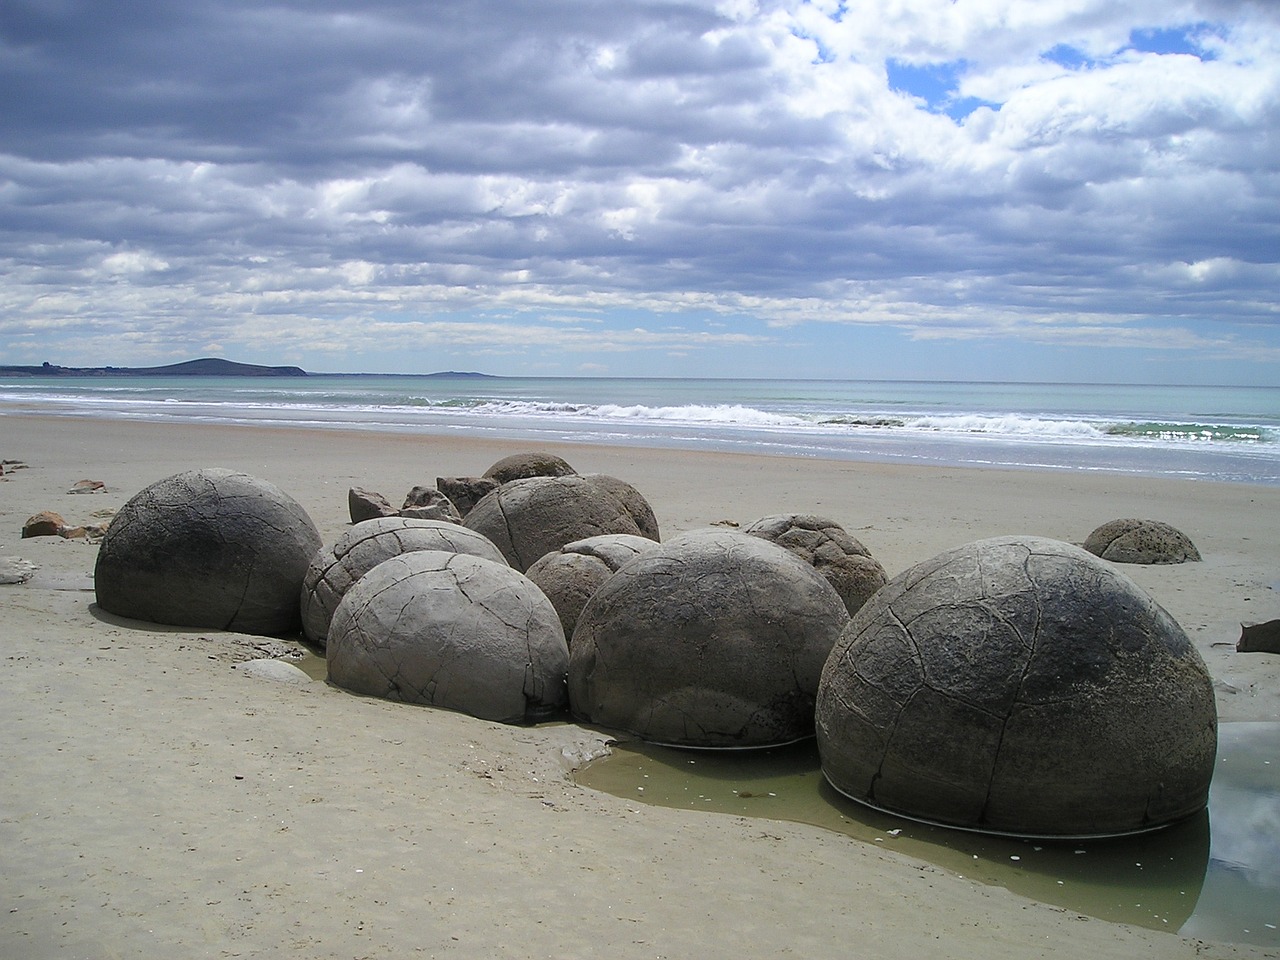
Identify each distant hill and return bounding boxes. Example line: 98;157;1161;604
0;358;309;377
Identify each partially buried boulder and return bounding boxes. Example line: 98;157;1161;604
301;516;508;648
463;475;655;572
483;451;577;485
94;468;321;636
326;551;569;724
744;514;887;616
1083;518;1201;564
568;529;850;748
815;535;1217;838
525;534;659;641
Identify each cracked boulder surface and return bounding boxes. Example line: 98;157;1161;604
579;474;661;541
462;475;656;573
326;550;569;724
93;468;322;636
815;535;1217;838
300;516;508;648
568;529;850;749
744;514;888;616
1083;518;1201;564
525;533;660;641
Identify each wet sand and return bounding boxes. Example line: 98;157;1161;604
2;413;1278;959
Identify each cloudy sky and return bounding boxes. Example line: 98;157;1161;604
2;0;1278;382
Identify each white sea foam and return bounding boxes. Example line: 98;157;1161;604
903;414;1110;440
3;375;1277;483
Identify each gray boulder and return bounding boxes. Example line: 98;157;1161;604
326;551;569;724
1238;619;1280;654
348;486;397;523
435;476;500;517
301;516;507;648
583;474;661;541
568;529;850;748
816;535;1217;838
400;485;463;523
525;534;660;641
1083;518;1201;564
483;451;577;484
463;475;652;572
744;514;887;615
94;468;322;636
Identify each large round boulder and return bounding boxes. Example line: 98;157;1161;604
744;514;887;615
94;468;321;636
525;534;660;641
816;536;1217;838
327;551;569;724
463;475;654;572
1083;518;1201;564
300;517;508;648
483;451;577;484
568;529;850;748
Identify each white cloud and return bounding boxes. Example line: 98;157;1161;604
0;0;1276;377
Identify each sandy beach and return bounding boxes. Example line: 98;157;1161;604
2;413;1278;960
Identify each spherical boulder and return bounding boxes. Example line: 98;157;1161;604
582;474;661;541
94;468;321;636
1083;518;1201;564
568;529;850;748
301;516;508;648
483;451;577;484
816;536;1217;838
744;514;887;615
463;475;653;572
326;551;569;724
525;534;660;640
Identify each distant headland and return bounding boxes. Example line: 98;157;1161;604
0;358;309;378
0;359;499;379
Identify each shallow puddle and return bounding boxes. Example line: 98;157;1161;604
296;648;329;680
575;721;1279;947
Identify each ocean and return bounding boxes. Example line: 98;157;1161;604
3;374;1279;485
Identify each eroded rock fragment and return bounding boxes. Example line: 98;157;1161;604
1238;619;1280;654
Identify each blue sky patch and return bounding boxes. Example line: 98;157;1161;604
886;58;991;119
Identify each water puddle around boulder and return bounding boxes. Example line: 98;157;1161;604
296;648;329;680
575;721;1279;947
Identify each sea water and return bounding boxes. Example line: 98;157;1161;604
2;375;1278;484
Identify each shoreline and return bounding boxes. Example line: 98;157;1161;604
3;413;1279;958
6;375;1279;488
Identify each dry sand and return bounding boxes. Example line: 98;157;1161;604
2;414;1278;960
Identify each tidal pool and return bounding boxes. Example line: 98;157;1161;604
575;721;1279;948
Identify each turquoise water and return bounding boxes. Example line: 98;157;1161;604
3;374;1278;483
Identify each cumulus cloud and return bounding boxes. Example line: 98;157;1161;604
0;0;1277;376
